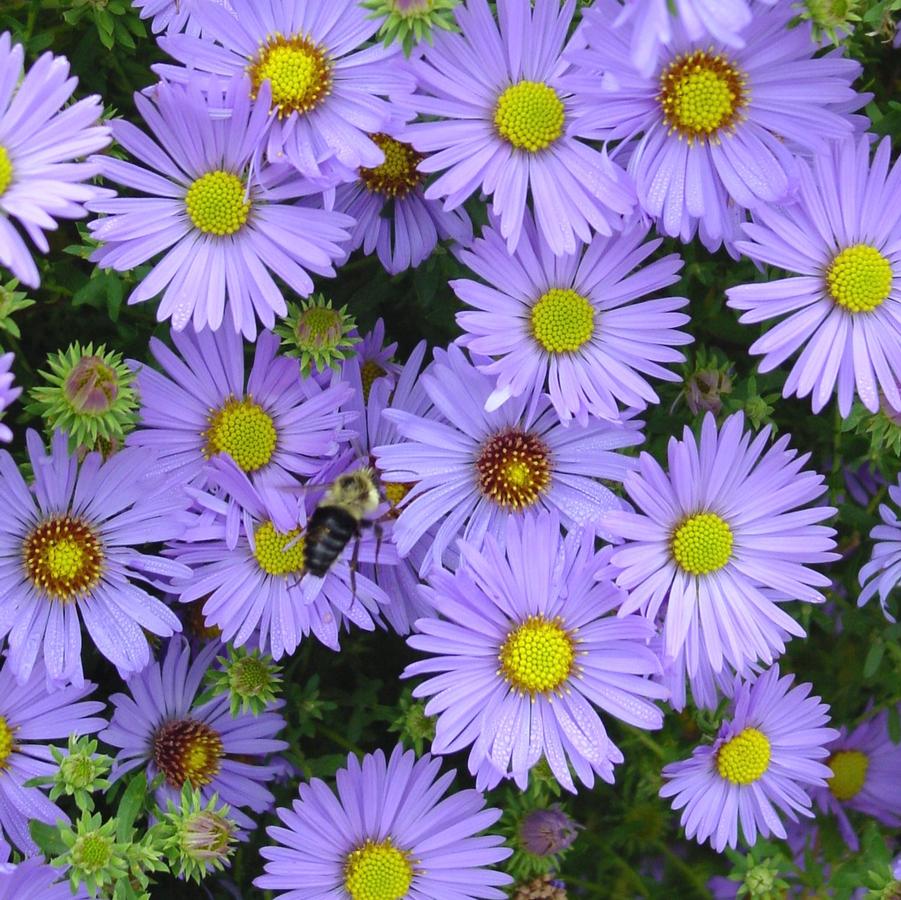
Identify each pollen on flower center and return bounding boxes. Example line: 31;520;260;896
360;134;424;199
499;615;575;695
253;521;306;577
152;718;224;789
0;716;16;769
383;481;413;513
23;515;104;603
672;512;733;576
494;81;565;153
530;288;595;353
185;170;250;237
343;838;414;900
716;727;771;785
204;396;277;473
826;244;893;313
658;50;748;143
250;33;332;117
827;749;869;801
0;145;12;196
476;428;551;510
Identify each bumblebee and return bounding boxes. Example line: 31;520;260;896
303;467;381;578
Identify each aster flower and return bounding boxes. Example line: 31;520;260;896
335;131;472;275
0;430;187;684
567;1;866;252
0;856;86;900
347;318;402;401
404;512;667;792
660;665;839;851
401;0;636;257
374;343;643;575
605;412;838;680
0;656;105;855
454;212;691;424
0;32;111;288
859;474;901;622
27;342;137;452
128;326;351;531
167;456;395;657
101;636;288;831
726;137;901;417
157;0;412;182
0;351;19;443
811;707;901;852
615;0;777;77
255;743;513;898
88;76;352;339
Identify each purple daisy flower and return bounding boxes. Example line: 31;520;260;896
0;855;85;900
605;412;838;680
88;76;352;339
374;343;644;575
660;665;839;852
334;132;472;275
727;137;901;417
0;430;187;685
453;212;691;424
156;0;412;182
405;511;667;792
167;457;394;657
566;1;867;252
0;656;105;855
0;32;111;288
812;707;901;852
0;352;19;443
859;474;901;622
128;326;351;530
255;743;513;899
345;318;402;402
616;0;777;77
101;636;288;831
400;0;636;257
132;0;233;35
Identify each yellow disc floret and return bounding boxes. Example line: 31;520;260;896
716;727;772;785
23;515;104;603
530;288;595;353
152;718;224;789
250;33;332;117
826;244;893;313
827;749;869;801
499;615;575;696
476;428;551;511
658;51;747;143
253;521;306;577
185;171;251;236
360;134;424;199
0;717;15;769
672;512;733;576
494;81;565;153
344;838;414;900
0;146;12;196
204;396;277;473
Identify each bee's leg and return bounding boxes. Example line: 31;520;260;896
349;535;362;600
373;520;384;568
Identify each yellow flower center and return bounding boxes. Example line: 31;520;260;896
494;81;565;153
827;749;869;801
0;717;16;769
826;244;893;313
185;171;251;236
204;396;277;473
23;515;104;603
361;360;387;402
152;718;224;789
658;50;748;144
716;727;771;785
250;33;332;117
499;615;575;695
672;512;733;576
476;428;551;511
383;481;413;513
360;134;424;199
530;288;595;353
344;839;414;900
253;521;306;577
0;145;12;196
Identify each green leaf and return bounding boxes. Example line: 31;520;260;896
116;772;147;842
29;820;67;857
863;641;884;678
